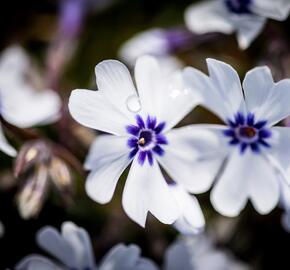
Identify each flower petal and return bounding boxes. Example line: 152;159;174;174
16;255;61;270
85;135;131;204
95;60;138;119
183;59;245;123
61;222;95;270
1;86;61;128
158;125;227;193
135;56;197;130
244;73;290;126
234;16;266;50
252;0;290;21
185;0;234;34
243;66;274;115
69;89;131;135
36;226;77;268
99;244;158;270
122;158;180;227
170;184;205;235
266;127;290;173
0;124;17;157
211;148;279;217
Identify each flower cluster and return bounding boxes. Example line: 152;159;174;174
2;0;290;269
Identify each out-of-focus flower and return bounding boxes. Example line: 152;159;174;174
15;140;74;219
183;59;290;217
169;184;205;235
0;46;61;156
118;27;218;71
69;56;215;227
185;0;290;49
119;28;191;65
16;221;158;270
164;234;249;270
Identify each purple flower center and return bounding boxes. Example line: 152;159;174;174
224;0;252;14
224;112;271;154
126;115;168;166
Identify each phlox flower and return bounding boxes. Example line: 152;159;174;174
184;0;290;49
0;46;61;156
69;56;213;227
118;28;184;76
16;221;157;270
183;58;290;217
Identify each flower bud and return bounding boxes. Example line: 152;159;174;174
17;164;49;219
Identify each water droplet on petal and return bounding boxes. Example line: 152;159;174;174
126;95;141;113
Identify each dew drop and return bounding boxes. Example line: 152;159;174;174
126;95;141;113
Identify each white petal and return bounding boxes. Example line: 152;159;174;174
244;72;290;125
234;16;266;50
85;135;131;204
16;255;61;270
1;87;61;128
206;58;245;116
122;158;180;227
61;222;95;270
185;0;234;34
243;66;274;115
0;123;17;157
266;127;290;173
211;148;279;217
170;184;205;235
0;45;30;79
135;56;197;130
36;226;77;268
158;125;227;193
99;244;157;270
252;0;290;21
95;59;138;120
69;89;131;136
183;59;245;123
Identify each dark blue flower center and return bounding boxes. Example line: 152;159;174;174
126;115;168;166
224;112;271;154
224;0;252;14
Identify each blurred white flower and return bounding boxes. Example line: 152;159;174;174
164;234;249;270
16;221;157;270
118;28;185;76
183;59;290;217
119;29;170;65
0;46;61;156
68;56;213;227
185;0;290;49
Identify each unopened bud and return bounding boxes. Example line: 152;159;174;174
14;140;52;178
17;164;49;219
49;157;73;192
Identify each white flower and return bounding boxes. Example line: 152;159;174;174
16;221;157;270
0;46;61;156
68;55;214;227
183;58;290;217
184;0;290;49
164;234;249;270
